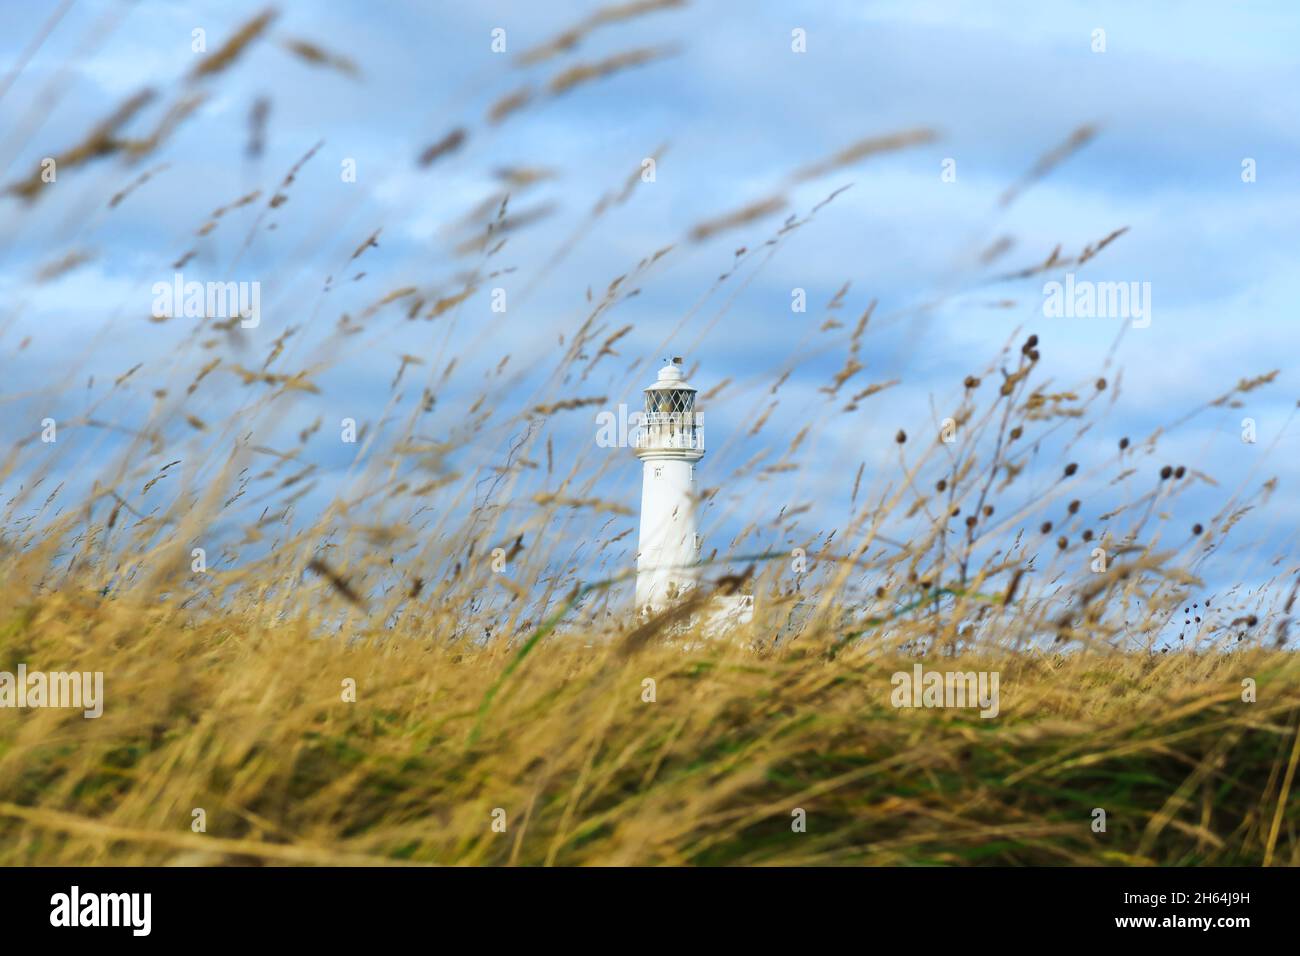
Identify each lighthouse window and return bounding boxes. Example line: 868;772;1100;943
645;389;695;417
653;465;663;478
689;464;695;481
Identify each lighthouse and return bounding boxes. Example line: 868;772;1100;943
634;357;704;614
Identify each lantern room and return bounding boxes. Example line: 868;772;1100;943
634;357;704;458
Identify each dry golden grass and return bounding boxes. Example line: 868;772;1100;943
1;593;1298;865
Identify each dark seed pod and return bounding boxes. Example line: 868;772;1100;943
1009;426;1023;441
1174;465;1186;479
1068;500;1080;514
1040;521;1052;534
1119;437;1130;450
1056;536;1068;550
1064;463;1078;477
1192;523;1203;535
1160;465;1173;480
895;429;907;444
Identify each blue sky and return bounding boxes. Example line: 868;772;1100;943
1;1;1298;628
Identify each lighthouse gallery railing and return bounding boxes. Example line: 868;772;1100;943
634;411;704;450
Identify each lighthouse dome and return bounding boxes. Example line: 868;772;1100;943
646;360;696;392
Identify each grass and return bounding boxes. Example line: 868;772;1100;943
1;594;1297;865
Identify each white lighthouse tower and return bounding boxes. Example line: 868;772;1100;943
634;357;704;614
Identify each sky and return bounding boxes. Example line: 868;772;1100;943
1;0;1298;629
